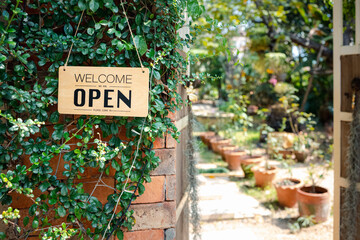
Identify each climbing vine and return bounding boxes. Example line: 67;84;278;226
0;0;203;239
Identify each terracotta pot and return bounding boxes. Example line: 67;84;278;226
224;149;247;170
240;155;264;178
278;150;293;159
204;135;219;149
252;165;278;188
210;138;232;154
200;131;216;143
297;186;330;222
274;178;303;208
219;145;238;161
294;150;309;162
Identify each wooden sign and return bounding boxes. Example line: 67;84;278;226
58;66;149;117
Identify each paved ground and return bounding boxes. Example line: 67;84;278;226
198;175;271;221
192;160;334;240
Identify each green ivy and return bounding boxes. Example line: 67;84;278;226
0;0;203;239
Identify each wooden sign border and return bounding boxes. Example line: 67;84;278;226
58;66;149;117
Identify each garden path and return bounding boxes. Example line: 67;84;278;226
192;159;334;240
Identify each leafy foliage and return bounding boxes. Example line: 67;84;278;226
288;216;315;233
0;0;202;239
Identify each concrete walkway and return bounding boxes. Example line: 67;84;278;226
192;161;334;240
197;174;271;221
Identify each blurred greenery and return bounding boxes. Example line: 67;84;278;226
219;129;260;147
191;0;344;124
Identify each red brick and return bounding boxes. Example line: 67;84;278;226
167;111;176;122
165;175;176;201
10;189;42;209
75;177;115;204
165;133;177;149
133;176;165;204
118;125;129;141
131;201;176;231
151;149;176;176
122;229;164;240
73;114;82;120
153;136;165;149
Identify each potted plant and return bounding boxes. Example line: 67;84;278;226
203;135;219;150
251;156;278;188
210;138;232;154
278;96;316;162
267;129;295;159
296;162;331;222
218;144;238;161
200;131;216;143
293;135;309;162
224;149;247;171
274;162;303;208
239;145;264;178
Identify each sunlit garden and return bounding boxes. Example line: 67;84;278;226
190;1;335;239
1;0;356;239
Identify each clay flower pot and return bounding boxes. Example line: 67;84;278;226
252;165;278;188
210;138;232;154
219;145;238;161
240;155;264;178
204;135;219;150
200;131;216;143
277;150;293;159
224;149;247;170
274;178;303;208
296;186;330;222
294;150;309;163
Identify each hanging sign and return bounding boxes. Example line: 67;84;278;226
58;66;149;117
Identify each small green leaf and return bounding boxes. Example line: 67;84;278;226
61;186;68;196
32;217;39;229
87;28;95;35
41;126;49;139
23;216;29;227
49;111;59;123
0;54;6;62
116;231;124;240
64;23;73;35
110;122;118;135
134;35;147;56
75;206;82;220
111;160;121;171
135;14;142;25
49;198;57;205
153;70;161;80
78;0;86;10
39;182;50;192
2;10;9;21
107;28;115;34
29;204;37;216
58;206;66;217
89;0;100;12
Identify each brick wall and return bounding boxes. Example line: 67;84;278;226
122;85;189;240
2;98;189;240
0;73;191;240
